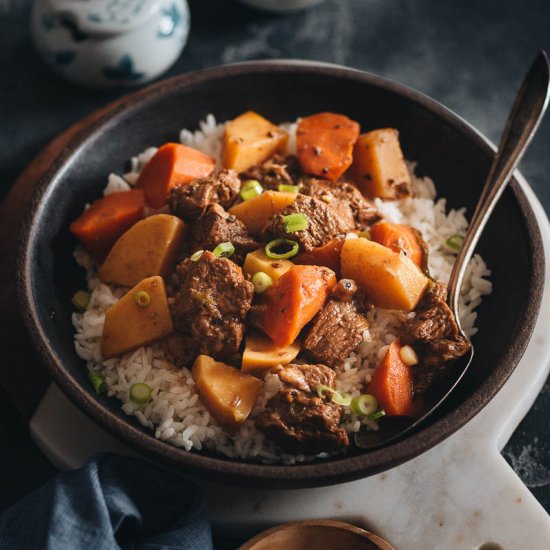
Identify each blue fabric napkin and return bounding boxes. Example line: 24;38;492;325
0;453;213;550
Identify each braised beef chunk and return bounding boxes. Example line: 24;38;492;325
400;282;471;394
332;278;376;312
255;364;349;454
261;194;353;252
168;169;241;222
402;282;456;342
300;177;381;229
164;333;199;369
169;251;254;366
191;203;259;262
331;279;358;302
423;279;447;303
419;337;471;367
304;299;369;368
409;227;430;276
241;154;301;190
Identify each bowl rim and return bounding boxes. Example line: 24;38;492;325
238;519;395;550
17;60;545;488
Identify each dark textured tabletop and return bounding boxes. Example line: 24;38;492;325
1;0;549;532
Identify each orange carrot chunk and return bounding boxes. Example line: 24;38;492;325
136;143;216;208
294;237;345;275
367;339;416;417
69;190;145;263
254;265;336;347
296;113;360;181
370;220;423;268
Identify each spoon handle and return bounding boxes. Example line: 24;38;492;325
448;51;550;324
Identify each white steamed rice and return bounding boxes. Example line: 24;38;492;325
72;116;492;464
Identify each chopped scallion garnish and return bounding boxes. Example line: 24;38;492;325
332;392;353;406
134;290;151;307
88;370;106;394
252;271;273;293
369;410;386;420
283;213;309;233
130;383;152;405
72;290;90;311
358;230;371;240
316;384;352;406
278;184;300;193
351;394;378;416
317;384;333;397
190;250;204;262
213;242;235;259
240;179;263;201
446;234;464;251
265;238;299;259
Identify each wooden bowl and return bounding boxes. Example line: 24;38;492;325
17;61;545;488
239;520;394;550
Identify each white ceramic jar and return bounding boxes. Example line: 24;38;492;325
31;0;190;88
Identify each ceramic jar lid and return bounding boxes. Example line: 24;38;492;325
45;0;163;35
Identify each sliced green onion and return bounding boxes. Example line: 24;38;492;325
134;290;151;307
190;250;204;262
130;383;152;405
240;179;263;201
332;392;352;406
283;213;309;233
252;271;273;293
278;184;300;193
358;230;371;240
316;385;352;406
88;370;106;394
265;238;299;259
72;290;90;311
446;234;464;250
317;384;333;398
369;409;386;420
351;394;378;416
213;242;235;259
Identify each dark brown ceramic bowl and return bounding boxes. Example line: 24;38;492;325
18;61;544;488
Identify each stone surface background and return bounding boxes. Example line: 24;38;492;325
1;0;549;536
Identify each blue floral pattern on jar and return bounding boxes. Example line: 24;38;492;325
31;0;189;88
157;3;182;38
102;55;145;81
87;0;152;26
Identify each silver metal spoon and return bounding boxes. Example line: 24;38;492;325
356;50;550;450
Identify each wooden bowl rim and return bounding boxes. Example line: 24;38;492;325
238;519;395;549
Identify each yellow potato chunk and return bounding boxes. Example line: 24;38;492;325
341;238;428;311
101;276;173;358
228;190;297;235
351;128;411;199
192;355;263;429
98;214;186;287
223;111;288;173
243;249;294;283
242;331;301;375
